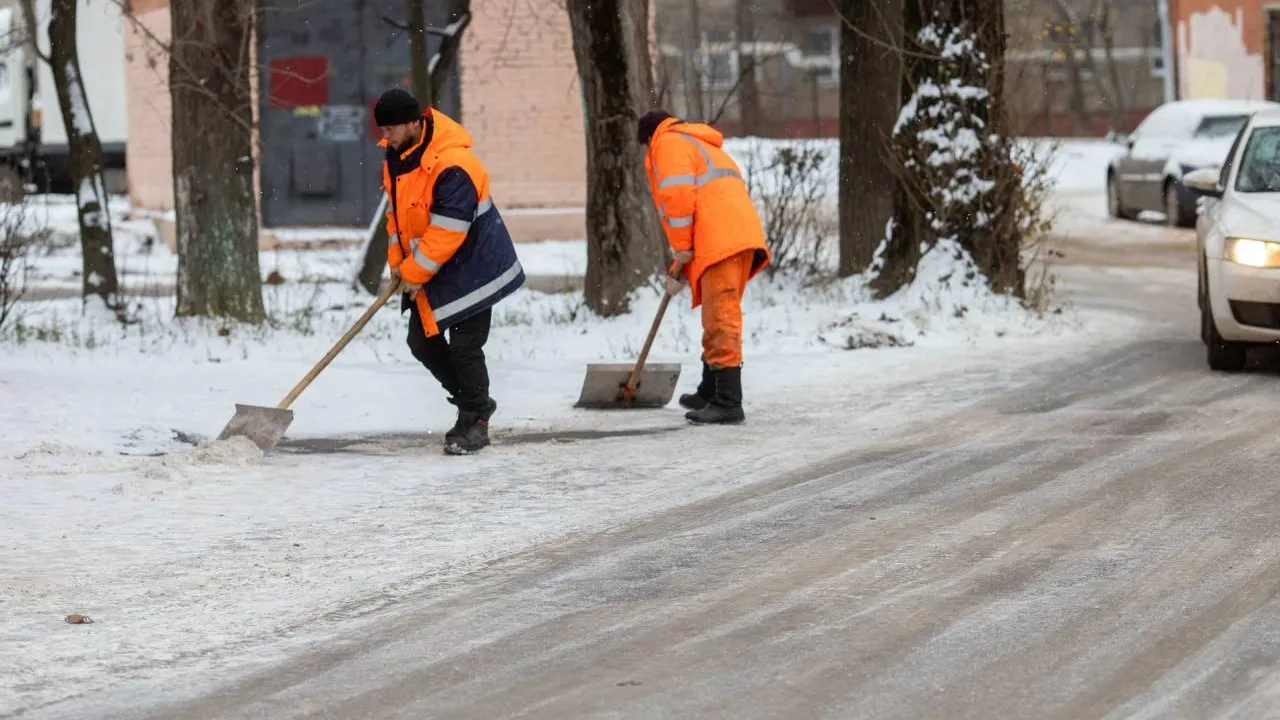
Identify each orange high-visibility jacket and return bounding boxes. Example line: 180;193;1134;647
644;117;770;307
381;109;524;337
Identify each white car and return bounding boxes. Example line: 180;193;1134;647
1185;108;1280;371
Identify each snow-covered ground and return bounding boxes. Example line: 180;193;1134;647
0;138;1148;714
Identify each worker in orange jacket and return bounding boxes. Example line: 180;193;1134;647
376;88;525;454
638;109;770;425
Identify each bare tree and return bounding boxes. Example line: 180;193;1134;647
566;0;665;316
735;0;762;135
19;0;122;313
1047;0;1131;134
169;0;262;321
835;0;905;276
683;0;706;121
406;0;430;104
1095;0;1127;131
1042;5;1092;134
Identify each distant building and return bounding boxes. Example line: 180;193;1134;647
123;0;586;246
653;0;1165;138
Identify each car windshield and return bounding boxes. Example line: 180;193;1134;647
1233;126;1280;192
1195;114;1250;139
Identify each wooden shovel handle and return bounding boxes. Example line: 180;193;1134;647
276;277;404;410
622;261;686;400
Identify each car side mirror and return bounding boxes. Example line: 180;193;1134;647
1183;167;1224;198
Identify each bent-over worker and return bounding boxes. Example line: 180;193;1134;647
637;109;770;425
375;88;525;454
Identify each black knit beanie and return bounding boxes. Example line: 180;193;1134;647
374;88;421;126
637;109;674;144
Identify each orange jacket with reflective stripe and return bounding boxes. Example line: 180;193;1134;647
644;117;769;307
381;109;524;337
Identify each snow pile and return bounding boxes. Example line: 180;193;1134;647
2;247;1070;365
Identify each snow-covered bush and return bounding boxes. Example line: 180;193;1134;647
874;18;1052;301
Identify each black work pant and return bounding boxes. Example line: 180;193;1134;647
406;304;492;413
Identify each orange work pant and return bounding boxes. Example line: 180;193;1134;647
699;249;754;369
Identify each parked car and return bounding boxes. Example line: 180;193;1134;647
1183;108;1280;371
1107;99;1280;228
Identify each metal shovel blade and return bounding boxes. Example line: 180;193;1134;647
574;362;682;409
215;404;295;453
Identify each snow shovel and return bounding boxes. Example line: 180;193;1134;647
216;278;404;452
574;261;685;409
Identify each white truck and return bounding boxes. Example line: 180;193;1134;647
0;0;126;198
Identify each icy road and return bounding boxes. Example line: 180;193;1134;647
36;217;1280;718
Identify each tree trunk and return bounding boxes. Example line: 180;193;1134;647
837;0;904;276
44;0;121;311
169;0;263;321
566;0;665;316
736;0;762;136
406;0;431;105
871;0;928;296
1097;0;1128;132
430;1;471;111
684;0;705;121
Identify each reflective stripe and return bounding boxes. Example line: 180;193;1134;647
657;173;696;189
430;213;472;233
411;239;441;272
389;232;399;245
426;195;496;234
432;259;524;324
413;196;499;274
667;133;743;187
667;215;693;228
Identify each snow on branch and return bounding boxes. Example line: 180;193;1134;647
877;16;1052;301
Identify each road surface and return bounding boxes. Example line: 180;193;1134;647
36;215;1280;719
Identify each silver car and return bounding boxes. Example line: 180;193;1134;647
1108;99;1280;228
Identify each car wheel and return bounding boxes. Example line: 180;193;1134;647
1164;180;1196;228
1201;270;1248;371
1107;173;1135;220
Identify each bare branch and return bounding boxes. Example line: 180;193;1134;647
17;0;50;64
708;62;754;125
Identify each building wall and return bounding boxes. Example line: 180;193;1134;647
1175;0;1266;99
122;0;588;242
121;0;172;214
459;0;586;239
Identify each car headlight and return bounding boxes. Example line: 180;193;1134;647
1225;237;1280;268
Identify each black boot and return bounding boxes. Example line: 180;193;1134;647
444;398;496;455
679;359;714;410
686;366;745;425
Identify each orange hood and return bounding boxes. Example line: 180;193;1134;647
652;117;725;148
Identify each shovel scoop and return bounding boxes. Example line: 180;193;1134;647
215;279;402;453
574;261;686;410
574;362;682;409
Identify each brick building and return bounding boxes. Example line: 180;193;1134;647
123;0;586;245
